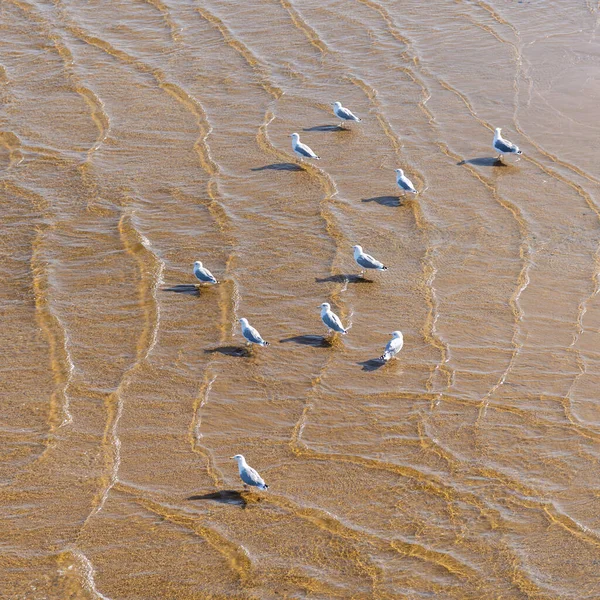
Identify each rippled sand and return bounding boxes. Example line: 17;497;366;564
2;0;600;598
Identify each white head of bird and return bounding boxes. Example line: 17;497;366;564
391;330;403;339
320;302;331;312
494;127;502;138
194;260;203;267
231;454;245;462
332;101;342;108
291;132;300;142
353;244;362;256
395;168;404;176
239;318;248;326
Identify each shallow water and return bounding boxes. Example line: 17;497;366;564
1;0;600;597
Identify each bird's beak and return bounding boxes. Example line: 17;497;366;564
229;456;235;459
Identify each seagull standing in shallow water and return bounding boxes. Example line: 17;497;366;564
239;318;269;347
380;331;404;362
395;169;417;196
193;260;218;285
291;133;320;161
320;302;348;335
331;101;361;128
353;245;387;276
231;454;269;491
493;127;522;162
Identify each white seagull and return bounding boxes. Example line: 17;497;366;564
239;318;269;347
320;302;348;335
291;133;320;161
380;331;404;362
231;454;269;491
353;245;387;276
331;101;361;128
193;260;218;285
395;169;417;195
493;127;522;161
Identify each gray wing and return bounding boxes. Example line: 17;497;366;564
240;466;265;488
194;265;217;283
337;107;359;121
494;137;518;153
323;310;346;333
385;336;403;356
357;253;383;269
296;143;318;158
243;324;266;345
397;175;416;192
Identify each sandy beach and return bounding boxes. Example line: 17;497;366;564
2;0;600;597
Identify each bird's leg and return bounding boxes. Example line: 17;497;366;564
359;270;365;278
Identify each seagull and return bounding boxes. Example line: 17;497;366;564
493;127;522;162
239;318;269;347
395;169;417;195
331;101;361;128
353;245;387;276
231;454;269;491
320;302;348;335
291;133;320;161
193;260;218;285
380;331;404;362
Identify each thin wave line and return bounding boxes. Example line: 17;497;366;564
87;209;165;517
195;4;283;99
189;373;222;486
141;0;182;44
71;549;112;600
7;181;76;435
278;0;330;56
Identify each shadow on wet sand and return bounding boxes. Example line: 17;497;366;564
280;335;332;347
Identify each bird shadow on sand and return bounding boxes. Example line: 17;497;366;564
457;157;508;167
303;124;348;132
315;274;373;284
358;358;385;372
251;162;303;172
162;284;201;297
362;196;402;207
188;490;247;507
280;335;333;348
204;345;250;357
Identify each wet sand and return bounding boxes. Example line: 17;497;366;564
2;0;600;597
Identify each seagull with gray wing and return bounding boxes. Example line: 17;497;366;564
193;260;218;285
239;318;269;347
231;454;269;491
291;132;320;161
331;101;361;128
380;331;404;362
353;245;387;276
320;302;348;335
395;168;417;196
493;127;522;162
